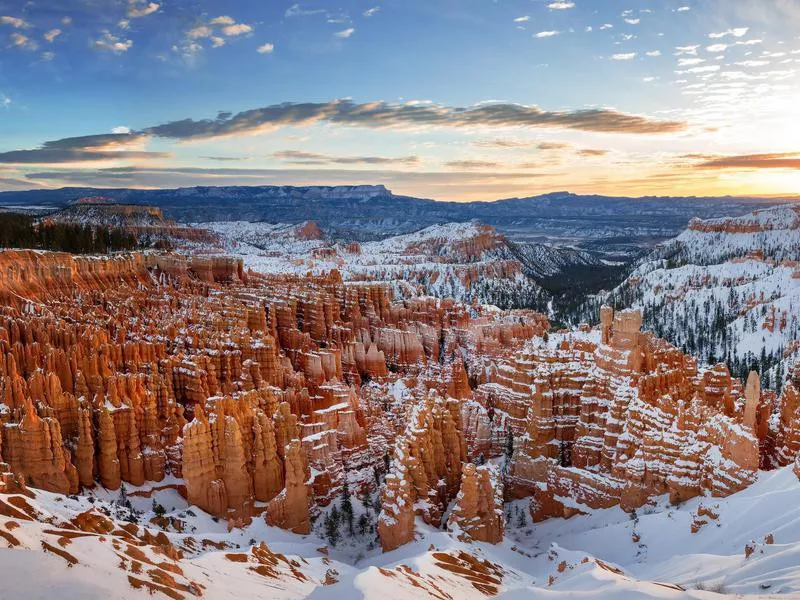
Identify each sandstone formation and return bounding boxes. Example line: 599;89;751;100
494;308;764;520
0;247;790;555
447;463;504;544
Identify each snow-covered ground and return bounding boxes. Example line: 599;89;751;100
5;466;800;598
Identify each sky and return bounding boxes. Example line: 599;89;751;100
1;0;799;201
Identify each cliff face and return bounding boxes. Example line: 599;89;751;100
0;247;788;554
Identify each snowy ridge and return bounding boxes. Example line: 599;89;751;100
202;220;552;310
605;203;800;387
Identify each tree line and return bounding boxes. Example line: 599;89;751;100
0;213;140;254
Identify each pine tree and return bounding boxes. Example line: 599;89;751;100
340;480;354;535
324;513;340;547
357;514;370;536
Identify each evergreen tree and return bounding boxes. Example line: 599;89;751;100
340;480;354;535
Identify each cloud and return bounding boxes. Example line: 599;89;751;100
10;33;38;50
444;160;498;169
706;43;728;52
577;148;610;157
182;16;254;55
273;150;419;166
137;99;686;141
535;31;560;38
257;43;275;54
624;18;641;25
612;52;637;60
201;156;247;161
335;27;355;38
187;25;212;39
44;29;61;42
709;27;748;39
364;6;380;17
0;133;169;164
93;31;133;53
136;100;686;143
514;16;530;23
285;4;326;18
111;126;131;134
547;2;575;9
692;152;800;169
127;1;160;18
675;45;699;55
0;16;29;28
536;142;570;151
474;138;534;149
645;50;661;57
222;23;252;36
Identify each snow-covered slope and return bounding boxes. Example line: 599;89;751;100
204;220;554;310
6;464;800;598
603;204;800;387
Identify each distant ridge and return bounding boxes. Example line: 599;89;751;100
0;185;795;247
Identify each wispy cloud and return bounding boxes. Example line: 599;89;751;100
137;98;686;140
709;27;748;39
257;43;275;54
335;27;355;38
692;152;800;169
535;30;560;38
274;150;418;166
285;4;326;18
547;2;575;10
444;159;498;169
364;7;380;17
0;133;167;164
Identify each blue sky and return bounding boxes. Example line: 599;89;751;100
1;0;799;200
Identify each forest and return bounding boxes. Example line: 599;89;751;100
0;212;140;254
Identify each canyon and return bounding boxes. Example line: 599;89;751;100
1;200;800;598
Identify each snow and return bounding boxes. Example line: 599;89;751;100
6;465;800;597
200;219;548;308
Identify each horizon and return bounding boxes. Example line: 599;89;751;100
2;0;800;200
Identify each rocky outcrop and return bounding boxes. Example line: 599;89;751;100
378;391;466;551
2;400;78;494
447;463;504;544
497;307;763;520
